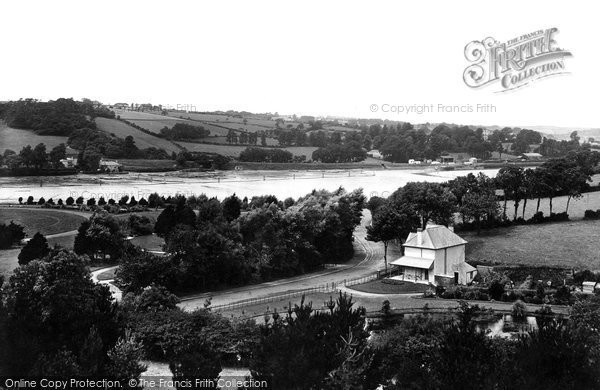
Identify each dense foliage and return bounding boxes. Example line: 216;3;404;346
0;221;25;249
239;147;294;163
160;123;210;140
117;188;365;293
0;98;113;136
0;250;144;378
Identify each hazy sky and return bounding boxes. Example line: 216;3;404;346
1;0;597;128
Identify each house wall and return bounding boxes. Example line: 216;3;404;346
405;247;435;260
433;245;465;277
403;266;434;284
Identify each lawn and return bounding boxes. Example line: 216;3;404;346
0;122;69;152
350;280;431;294
95;117;180;154
0;208;86;236
129;234;165;252
464;219;600;270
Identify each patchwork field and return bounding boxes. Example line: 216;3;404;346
464;219;600;270
0;123;69;152
115;109;286;141
95;117;181;153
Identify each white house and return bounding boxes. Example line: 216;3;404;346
389;225;476;285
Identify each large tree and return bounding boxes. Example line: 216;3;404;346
366;204;419;272
18;232;50;265
390;182;457;228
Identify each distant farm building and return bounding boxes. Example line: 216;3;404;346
60;157;78;168
439;155;455;164
99;160;122;172
113;103;129;109
519;152;543;161
367;149;383;159
390;225;476;286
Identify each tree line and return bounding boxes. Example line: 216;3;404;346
0;98;114;136
367;150;600;269
1;143;68;171
159;123;210;140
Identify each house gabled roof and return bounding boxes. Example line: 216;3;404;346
404;225;467;250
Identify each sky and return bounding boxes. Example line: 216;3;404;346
0;0;597;128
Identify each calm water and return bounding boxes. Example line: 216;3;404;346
0;168;501;203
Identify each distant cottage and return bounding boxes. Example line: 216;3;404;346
99;159;122;173
390;225;476;285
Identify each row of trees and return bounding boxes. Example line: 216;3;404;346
495;150;600;218
239;147;295;163
225;129;266;145
1;143;67;170
159;123;210;140
312;141;367;163
367;150;600;269
118;189;366;293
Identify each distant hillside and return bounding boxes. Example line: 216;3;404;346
94;117;181;154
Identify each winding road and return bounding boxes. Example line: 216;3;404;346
178;209;395;311
88;209;395;310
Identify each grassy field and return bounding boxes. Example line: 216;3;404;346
0;208;86;236
350;280;430;294
0;208;87;276
503;190;600;221
464;219;600;270
0;122;69;152
95;117;181;153
129;234;165;252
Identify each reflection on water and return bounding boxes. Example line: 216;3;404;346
479;314;538;338
0;168;501;203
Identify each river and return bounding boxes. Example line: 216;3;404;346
0;167;501;203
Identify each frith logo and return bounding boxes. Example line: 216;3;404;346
463;28;572;92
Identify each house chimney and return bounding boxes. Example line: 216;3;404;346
417;228;423;245
448;225;454;233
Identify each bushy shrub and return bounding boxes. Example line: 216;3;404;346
488;280;505;300
512;300;527;321
529;211;545;224
435;285;446;297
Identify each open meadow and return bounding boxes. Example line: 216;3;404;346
464;219;600;270
0;122;69;151
0;208;86;236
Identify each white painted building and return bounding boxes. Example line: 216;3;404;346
390;225;476;285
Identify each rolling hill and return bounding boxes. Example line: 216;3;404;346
94;117;181;153
0;122;69;152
